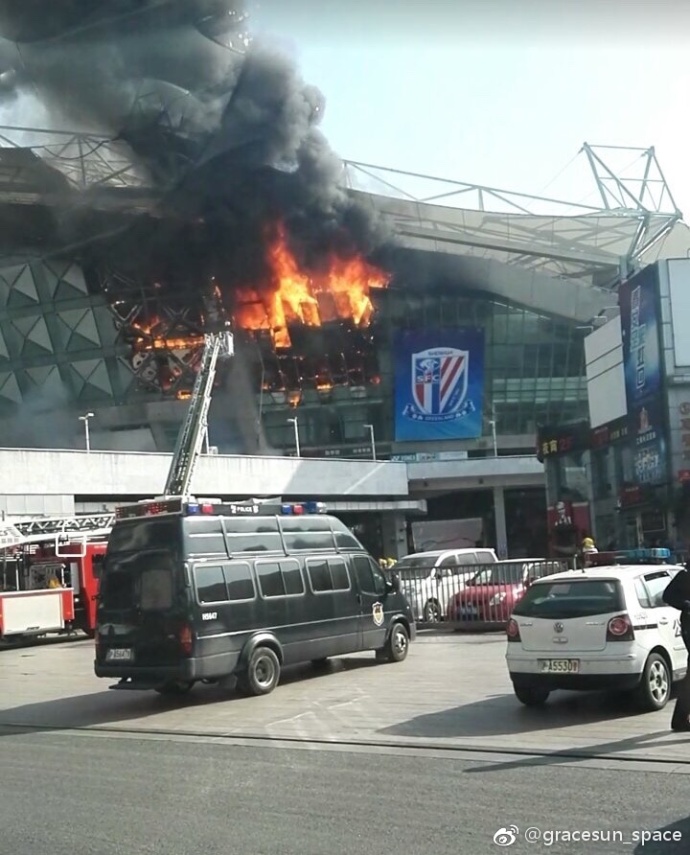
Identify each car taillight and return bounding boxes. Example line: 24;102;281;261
179;624;193;656
606;614;634;642
507;618;521;642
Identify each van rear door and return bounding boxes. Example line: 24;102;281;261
97;516;187;667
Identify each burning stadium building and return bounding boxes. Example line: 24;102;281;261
0;1;688;557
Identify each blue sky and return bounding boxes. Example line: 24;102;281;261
249;1;690;218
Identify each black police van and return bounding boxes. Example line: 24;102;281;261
94;497;415;696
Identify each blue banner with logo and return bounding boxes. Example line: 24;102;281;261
619;264;667;486
393;328;485;441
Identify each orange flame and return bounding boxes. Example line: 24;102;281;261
234;223;389;348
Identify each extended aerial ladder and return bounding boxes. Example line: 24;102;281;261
162;283;234;497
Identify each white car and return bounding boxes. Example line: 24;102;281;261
505;553;686;711
394;548;498;623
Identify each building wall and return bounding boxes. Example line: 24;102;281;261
0;448;409;505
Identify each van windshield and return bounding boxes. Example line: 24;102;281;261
101;518;182;612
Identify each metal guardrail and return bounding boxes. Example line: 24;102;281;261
392;559;572;631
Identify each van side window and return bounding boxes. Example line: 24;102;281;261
195;565;227;604
223;517;282;553
224;561;255;601
352;556;386;596
306;558;351;593
185;518;227;556
283;531;335;551
334;531;361;549
256;559;305;598
329;558;350;591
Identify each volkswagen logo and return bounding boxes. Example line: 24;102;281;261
553;622;564;634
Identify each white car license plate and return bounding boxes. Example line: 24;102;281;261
538;659;580;673
106;648;134;662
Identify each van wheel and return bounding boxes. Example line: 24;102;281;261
514;685;550;707
423;600;442;623
155;680;194;696
377;623;409;663
240;646;280;696
635;653;671;711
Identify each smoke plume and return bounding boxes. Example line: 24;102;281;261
0;0;391;284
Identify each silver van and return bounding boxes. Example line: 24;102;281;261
394;548;498;622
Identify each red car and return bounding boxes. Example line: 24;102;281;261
447;559;563;629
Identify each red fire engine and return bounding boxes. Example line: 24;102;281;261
0;513;113;641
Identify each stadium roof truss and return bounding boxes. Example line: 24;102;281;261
342;143;689;289
0;127;686;304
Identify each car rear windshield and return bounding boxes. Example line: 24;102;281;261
512;578;625;619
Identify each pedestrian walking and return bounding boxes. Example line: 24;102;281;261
662;566;690;731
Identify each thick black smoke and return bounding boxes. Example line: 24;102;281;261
0;0;391;287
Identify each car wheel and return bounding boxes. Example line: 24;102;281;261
514;685;550;707
377;623;410;663
635;652;671;711
423;600;442;623
154;680;194;696
239;646;281;696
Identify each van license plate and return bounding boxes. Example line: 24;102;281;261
538;659;580;673
106;648;134;662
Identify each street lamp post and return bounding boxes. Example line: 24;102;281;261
287;417;300;457
78;412;94;453
364;423;377;460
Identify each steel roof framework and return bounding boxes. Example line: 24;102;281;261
0;128;684;291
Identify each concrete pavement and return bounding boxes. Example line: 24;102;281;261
2;633;690;765
0;729;688;855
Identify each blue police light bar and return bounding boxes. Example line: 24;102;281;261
116;497;329;520
620;547;671;561
589;547;673;566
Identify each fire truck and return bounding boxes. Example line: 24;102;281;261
0;513;114;640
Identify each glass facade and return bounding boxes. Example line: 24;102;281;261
258;289;589;454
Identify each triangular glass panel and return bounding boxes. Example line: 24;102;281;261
82;361;112;395
25;365;59;388
24;317;53;353
71;359;100;380
0;372;22;404
66;330;101;354
10;265;38;302
74;311;101;346
61;264;88;295
58;309;88;331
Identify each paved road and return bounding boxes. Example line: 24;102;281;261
0;728;688;855
2;634;690;765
